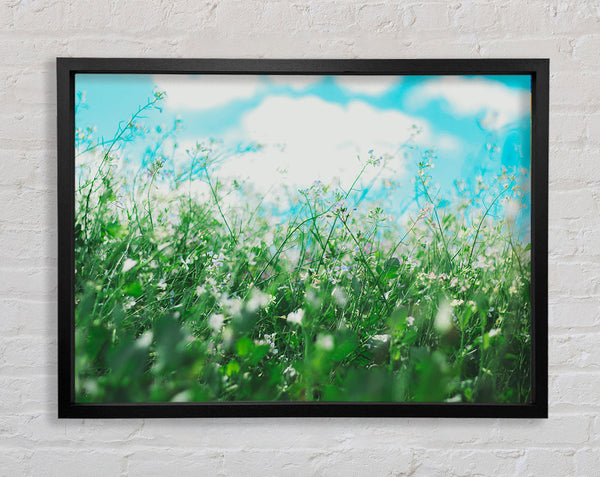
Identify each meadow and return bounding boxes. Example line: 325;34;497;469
74;90;531;403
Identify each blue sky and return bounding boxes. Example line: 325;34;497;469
76;73;532;236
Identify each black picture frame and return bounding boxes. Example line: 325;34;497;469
57;58;548;418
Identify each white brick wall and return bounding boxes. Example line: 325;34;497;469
0;1;598;475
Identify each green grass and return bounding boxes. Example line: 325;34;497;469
74;93;531;403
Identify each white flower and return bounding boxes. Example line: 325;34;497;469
306;288;321;307
316;334;334;351
332;286;348;307
435;300;453;334
406;316;415;327
473;256;488;270
135;330;153;349
153;227;170;242
284;365;297;378
195;285;206;297
488;328;501;338
372;334;390;344
208;313;225;332
286;309;304;326
123;298;136;310
122;258;138;272
450;299;464;307
222;296;243;316
246;288;273;313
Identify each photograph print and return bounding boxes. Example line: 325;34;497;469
72;68;534;406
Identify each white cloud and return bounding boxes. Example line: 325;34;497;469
409;77;530;130
153;75;262;110
335;76;400;96
214;95;429;199
436;133;462;153
268;75;322;91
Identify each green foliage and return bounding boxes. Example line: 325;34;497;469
74;94;531;404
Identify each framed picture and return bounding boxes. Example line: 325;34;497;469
57;58;548;418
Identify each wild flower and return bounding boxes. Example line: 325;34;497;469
122;258;138;272
123;298;136;310
208;313;225;332
305;288;321;307
283;365;297;378
435;300;454;334
373;334;390;345
332;286;348;307
418;203;434;219
472;256;489;270
246;288;273;312
332;198;353;220
316;334;334;351
205;251;225;272
367;149;384;166
222;296;243;316
286;309;304;326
